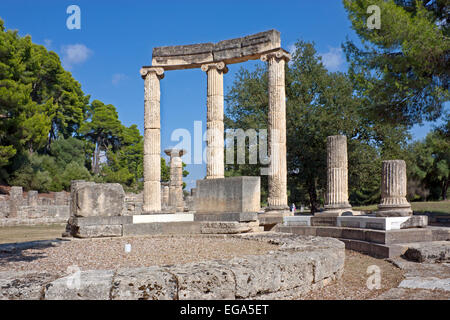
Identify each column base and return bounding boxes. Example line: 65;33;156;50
376;204;412;217
264;205;291;215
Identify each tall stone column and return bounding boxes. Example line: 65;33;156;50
161;184;169;209
377;160;412;217
201;62;228;179
261;49;290;212
141;67;164;213
165;148;187;212
323;135;352;215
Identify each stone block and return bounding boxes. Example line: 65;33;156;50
403;241;450;263
71;182;125;217
122;222;201;237
72;216;132;227
194;212;257;222
27;191;38;207
200;221;256;234
194;176;260;214
73;224;122;238
44;270;114;300
111;266;177;300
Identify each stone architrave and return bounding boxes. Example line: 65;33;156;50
164;148;187;212
322;135;352;215
377;160;412;217
201;62;228;180
260;49;290;212
141;67;164;213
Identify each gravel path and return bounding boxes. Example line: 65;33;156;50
0;235;278;277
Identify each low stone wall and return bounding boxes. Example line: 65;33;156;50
0;184;144;227
0;233;345;300
0;187;70;226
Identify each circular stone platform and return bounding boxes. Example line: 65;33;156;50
0;233;345;300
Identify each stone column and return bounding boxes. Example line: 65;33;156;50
377;160;412;216
164;148;187;212
27;190;38;207
141;67;164;213
261;49;290;212
201;62;228;179
9;186;23;218
161;184;169;208
323;135;352;215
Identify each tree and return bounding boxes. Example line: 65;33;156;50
80;100;123;175
409;112;450;200
342;0;449;127
225;40;411;212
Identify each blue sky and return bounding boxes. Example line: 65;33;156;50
0;0;446;189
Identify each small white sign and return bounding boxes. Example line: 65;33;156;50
125;244;131;253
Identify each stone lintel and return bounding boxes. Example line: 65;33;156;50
147;30;285;71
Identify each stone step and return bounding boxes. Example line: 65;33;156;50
122;221;201;236
275;225;447;245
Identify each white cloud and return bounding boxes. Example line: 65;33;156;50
61;44;92;70
112;73;128;86
319;47;344;72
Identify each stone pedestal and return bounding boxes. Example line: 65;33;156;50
261;49;290;213
377;160;412;217
141;67;164;213
201;62;227;180
9;186;23;218
165;148;186;212
27;190;38;207
320;135;352;216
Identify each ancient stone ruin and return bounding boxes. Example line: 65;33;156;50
140;29;291;216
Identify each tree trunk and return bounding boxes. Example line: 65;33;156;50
307;181;319;214
93;136;101;175
442;177;449;200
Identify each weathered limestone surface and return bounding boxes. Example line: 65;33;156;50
8;186;23;218
141;67;164;213
260;49;290;212
377;160;412;217
323;135;352;216
71;182;125;217
194;176;260;214
403;241;450;263
151;30;281;70
201;62;227;179
164;148;186;212
161;184;169;209
17;234;345;300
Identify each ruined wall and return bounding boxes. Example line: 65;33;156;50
0;184;145;227
0;187;70;226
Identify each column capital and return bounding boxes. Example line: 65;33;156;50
201;61;228;74
164;148;187;158
140;67;165;80
260;49;291;63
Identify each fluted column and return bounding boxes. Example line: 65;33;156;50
377;160;412;216
324;135;352;212
261;49;290;211
141;67;164;213
201;62;228;179
161;184;169;209
165;148;186;212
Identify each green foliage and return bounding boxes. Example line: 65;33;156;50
225;40;411;211
408;113;450;200
342;0;449;126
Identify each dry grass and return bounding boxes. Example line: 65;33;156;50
353;200;450;214
0;224;65;244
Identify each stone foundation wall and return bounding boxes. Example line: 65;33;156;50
0;234;345;300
